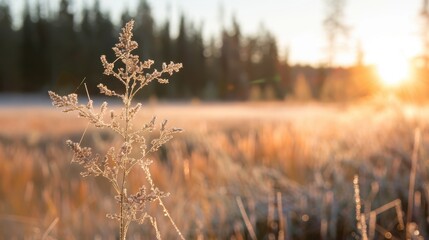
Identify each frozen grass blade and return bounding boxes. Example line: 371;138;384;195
42;217;59;240
406;128;420;238
236;196;257;240
276;191;285;240
354;175;368;240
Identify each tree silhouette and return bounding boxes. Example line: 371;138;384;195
220;17;247;100
174;15;190;98
156;19;173;98
34;1;52;90
0;1;18;91
259;31;280;99
50;0;77;91
78;6;94;87
188;25;206;98
278;47;292;99
20;0;46;91
133;0;157;97
0;0;382;101
242;28;280;100
323;0;349;66
134;0;156;61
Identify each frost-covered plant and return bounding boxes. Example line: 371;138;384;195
48;20;184;240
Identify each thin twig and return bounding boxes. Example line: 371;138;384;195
353;175;368;240
157;197;186;240
277;192;285;240
368;211;376;240
372;199;401;215
375;224;401;240
84;83;91;102
73;77;86;93
236;196;257;240
406;128;420;238
42;217;59;240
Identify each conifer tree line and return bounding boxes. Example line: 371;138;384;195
0;0;380;101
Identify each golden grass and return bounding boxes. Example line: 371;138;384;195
1;100;429;239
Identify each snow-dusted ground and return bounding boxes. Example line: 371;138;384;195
0;93;427;138
0;93;52;107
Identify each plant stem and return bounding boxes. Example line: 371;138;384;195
120;95;131;240
406;128;420;239
120;190;125;240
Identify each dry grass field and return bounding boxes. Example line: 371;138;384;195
1;98;429;239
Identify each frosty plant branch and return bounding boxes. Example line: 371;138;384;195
48;20;184;240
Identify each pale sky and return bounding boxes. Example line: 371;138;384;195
8;0;425;68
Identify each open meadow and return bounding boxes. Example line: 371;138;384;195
1;98;429;239
2;0;429;239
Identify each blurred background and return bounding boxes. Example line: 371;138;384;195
2;0;429;239
2;0;429;101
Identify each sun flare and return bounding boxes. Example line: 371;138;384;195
376;58;410;87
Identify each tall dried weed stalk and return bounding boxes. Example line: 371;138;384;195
48;20;184;240
353;175;368;240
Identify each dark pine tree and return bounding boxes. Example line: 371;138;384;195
134;0;157;98
279;47;293;99
174;14;190;98
259;32;280;99
204;37;221;100
155;20;172;98
50;0;77;91
0;1;19;91
34;1;52;91
90;0;115;93
78;6;94;89
20;1;43;91
183;24;207;99
220;17;247;100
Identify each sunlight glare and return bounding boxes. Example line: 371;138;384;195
376;57;410;87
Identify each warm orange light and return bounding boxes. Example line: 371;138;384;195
376;58;410;87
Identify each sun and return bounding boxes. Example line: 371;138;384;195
376;57;410;87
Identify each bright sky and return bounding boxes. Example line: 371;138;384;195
8;0;425;68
